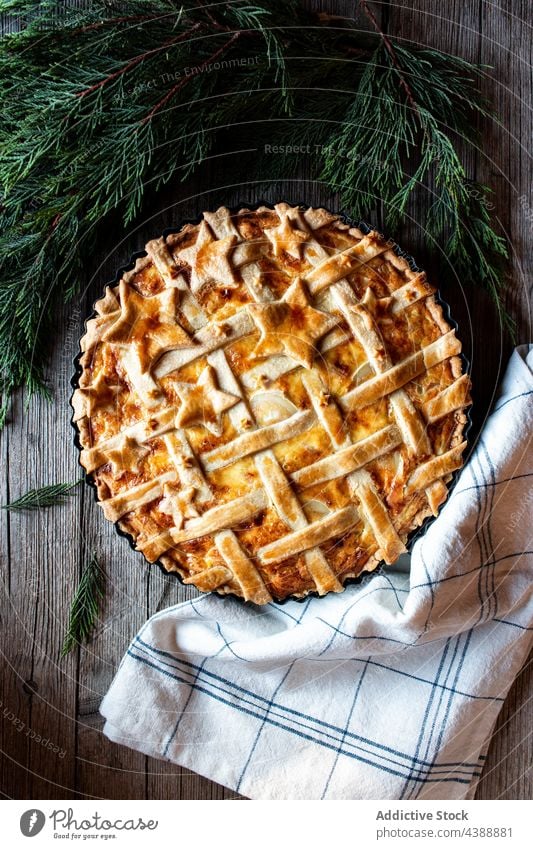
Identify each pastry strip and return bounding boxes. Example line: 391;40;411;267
201;410;314;472
340;331;461;410
100;471;176;521
215;530;272;604
171;488;269;543
422;375;471;423
404;443;467;496
350;469;406;564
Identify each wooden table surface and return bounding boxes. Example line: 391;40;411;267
1;0;531;800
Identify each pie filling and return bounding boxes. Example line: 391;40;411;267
72;203;471;603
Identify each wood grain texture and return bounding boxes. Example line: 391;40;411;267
1;0;531;800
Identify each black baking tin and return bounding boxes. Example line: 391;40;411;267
70;201;472;606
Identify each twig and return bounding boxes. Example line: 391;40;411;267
195;0;225;32
358;0;419;114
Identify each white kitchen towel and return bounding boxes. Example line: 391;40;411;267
101;346;533;800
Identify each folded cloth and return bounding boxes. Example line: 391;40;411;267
101;346;533;800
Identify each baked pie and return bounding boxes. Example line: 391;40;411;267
72;203;471;604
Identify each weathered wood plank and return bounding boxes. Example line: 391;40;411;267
1;302;82;799
1;390;32;799
1;0;530;802
476;651;533;799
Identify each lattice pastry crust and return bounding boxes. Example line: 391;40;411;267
73;204;471;603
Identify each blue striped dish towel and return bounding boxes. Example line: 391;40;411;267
101;346;533;800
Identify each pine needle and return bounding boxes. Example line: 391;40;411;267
61;552;105;657
2;479;82;511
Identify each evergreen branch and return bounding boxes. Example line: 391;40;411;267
0;0;512;427
358;0;418;114
75;30;199;99
61;551;105;657
318;39;510;328
2;480;82;511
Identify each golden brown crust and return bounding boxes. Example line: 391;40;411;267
73;203;471;603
